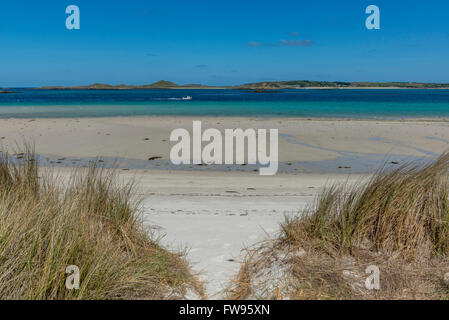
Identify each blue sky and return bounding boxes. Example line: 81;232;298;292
0;0;448;86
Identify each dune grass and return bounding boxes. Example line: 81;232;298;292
0;149;203;300
284;152;449;257
230;153;449;300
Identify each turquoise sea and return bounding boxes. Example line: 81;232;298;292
0;89;448;119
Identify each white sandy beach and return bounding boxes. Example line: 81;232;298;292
2;116;449;297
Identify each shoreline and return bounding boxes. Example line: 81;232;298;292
1;114;449;122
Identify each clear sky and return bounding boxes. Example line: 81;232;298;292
1;0;448;87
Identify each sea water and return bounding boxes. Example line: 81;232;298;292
0;89;448;119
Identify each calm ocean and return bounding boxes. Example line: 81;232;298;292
0;89;448;119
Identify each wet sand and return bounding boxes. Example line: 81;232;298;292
1;116;449;171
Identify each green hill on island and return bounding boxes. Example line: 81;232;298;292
36;80;449;90
140;80;179;88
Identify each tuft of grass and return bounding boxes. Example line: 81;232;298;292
0;148;203;300
229;153;449;300
283;152;449;258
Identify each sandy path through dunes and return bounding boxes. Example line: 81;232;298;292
131;170;363;297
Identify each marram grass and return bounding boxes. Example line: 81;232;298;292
283;152;449;257
230;153;449;300
0;150;202;300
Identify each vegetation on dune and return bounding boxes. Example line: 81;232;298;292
229;154;449;300
0;149;203;300
285;153;449;257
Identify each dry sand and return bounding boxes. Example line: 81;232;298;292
126;169;364;297
2;116;449;297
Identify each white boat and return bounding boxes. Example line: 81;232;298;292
182;96;193;100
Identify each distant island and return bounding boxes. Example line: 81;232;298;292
37;81;229;90
235;81;449;90
0;90;20;94
33;80;449;90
